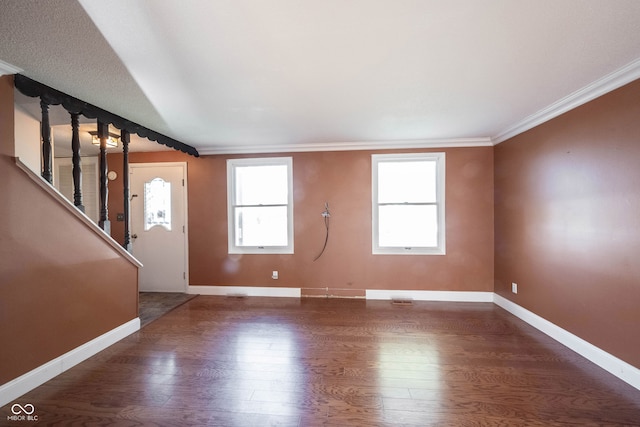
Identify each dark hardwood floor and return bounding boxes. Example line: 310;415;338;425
4;296;640;426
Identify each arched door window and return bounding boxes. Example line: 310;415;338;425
144;177;172;231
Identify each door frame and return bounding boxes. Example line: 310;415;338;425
130;162;189;292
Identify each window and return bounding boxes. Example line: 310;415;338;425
227;157;294;254
372;153;445;255
144;177;172;231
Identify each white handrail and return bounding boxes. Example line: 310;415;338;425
13;156;143;268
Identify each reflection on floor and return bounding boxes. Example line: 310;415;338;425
7;297;640;425
138;292;197;327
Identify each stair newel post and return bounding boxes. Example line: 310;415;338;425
97;120;110;234
121;129;132;251
40;99;53;184
70;112;84;212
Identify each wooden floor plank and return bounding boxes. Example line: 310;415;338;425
2;296;639;426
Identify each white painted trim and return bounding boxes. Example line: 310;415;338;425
366;289;494;302
198;138;493;155
188;285;301;298
130;162;189;292
0;59;22;76
183;163;190;291
0;318;140;407
15;157;142;268
226;157;294;255
494;294;640;391
371;152;446;255
493;57;640;144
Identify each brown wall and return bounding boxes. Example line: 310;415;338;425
109;146;494;296
0;76;15;157
0;76;139;384
494;79;640;368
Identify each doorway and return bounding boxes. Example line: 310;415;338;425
130;162;188;292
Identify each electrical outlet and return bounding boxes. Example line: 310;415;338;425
272;271;278;280
512;282;518;294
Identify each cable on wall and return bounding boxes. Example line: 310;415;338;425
313;202;331;261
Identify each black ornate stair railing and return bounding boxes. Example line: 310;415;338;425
14;74;199;250
14;74;199;157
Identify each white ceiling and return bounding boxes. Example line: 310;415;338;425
2;0;640;155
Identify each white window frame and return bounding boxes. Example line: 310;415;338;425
372;152;446;255
227;157;294;254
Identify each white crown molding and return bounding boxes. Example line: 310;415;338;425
0;318;140;407
493;57;640;144
197;137;493;156
0;59;22;76
494;294;640;391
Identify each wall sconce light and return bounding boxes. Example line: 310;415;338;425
88;130;120;148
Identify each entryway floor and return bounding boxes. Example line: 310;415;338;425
138;292;197;327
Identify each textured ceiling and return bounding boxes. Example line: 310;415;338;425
2;0;640;154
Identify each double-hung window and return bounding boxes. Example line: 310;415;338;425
372;153;445;255
227;157;294;254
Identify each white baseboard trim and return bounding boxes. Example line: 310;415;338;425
187;287;492;301
188;285;301;298
366;289;494;302
494;294;640;391
0;317;140;407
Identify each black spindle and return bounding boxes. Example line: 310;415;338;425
40;99;52;183
97;121;110;233
70;112;84;212
122;129;131;251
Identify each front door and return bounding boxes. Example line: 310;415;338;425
130;163;188;292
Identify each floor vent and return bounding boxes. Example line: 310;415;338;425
391;298;413;306
226;294;248;299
